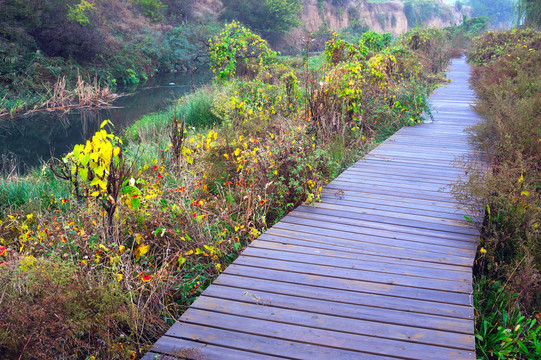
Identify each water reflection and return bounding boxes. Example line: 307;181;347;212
0;71;210;173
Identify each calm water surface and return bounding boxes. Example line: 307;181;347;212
0;71;209;173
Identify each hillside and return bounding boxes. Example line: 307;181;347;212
185;0;469;51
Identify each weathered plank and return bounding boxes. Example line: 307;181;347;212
145;57;480;360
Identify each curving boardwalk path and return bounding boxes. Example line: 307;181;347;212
144;57;480;360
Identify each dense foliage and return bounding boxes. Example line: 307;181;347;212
404;0;454;28
0;0;218;118
456;28;541;358
221;0;302;36
208;21;277;81
468;0;513;28
515;0;541;28
0;22;463;358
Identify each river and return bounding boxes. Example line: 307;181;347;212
0;71;210;174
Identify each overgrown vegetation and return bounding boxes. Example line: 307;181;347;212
468;0;513;29
0;0;217;118
220;0;302;37
454;28;541;358
404;0;454;28
515;0;541;28
0;21;464;358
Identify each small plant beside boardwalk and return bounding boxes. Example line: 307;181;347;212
1;23;466;359
455;28;541;359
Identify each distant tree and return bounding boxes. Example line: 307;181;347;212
221;0;302;36
515;0;541;28
468;0;513;28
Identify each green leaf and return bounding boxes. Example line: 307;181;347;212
95;165;105;177
131;197;140;209
80;168;88;182
80;153;90;166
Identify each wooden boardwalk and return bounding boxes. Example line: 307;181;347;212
143;57;480;360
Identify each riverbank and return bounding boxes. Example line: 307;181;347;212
0;21;481;358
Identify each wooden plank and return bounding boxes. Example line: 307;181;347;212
179;309;475;360
296;204;478;236
148;337;278;360
320;186;473;211
372;145;470;157
207;280;474;332
232;255;472;293
163;322;387;360
252;237;472;273
266;225;474;266
226;262;472;306
325;183;460;203
285;210;478;245
191;296;475;351
355;157;466;173
344;164;463;182
314;198;473;223
243;244;471;282
336;171;453;186
333;175;452;191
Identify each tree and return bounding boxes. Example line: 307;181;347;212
221;0;302;36
468;0;513;28
208;21;277;81
515;0;541;28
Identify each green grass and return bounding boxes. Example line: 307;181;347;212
176;85;220;128
0;170;70;215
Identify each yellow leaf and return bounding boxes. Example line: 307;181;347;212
134;244;150;260
90;177;101;186
518;174;524;183
521;191;529;196
185;250;194;256
178;256;186;267
90;190;100;197
135;233;143;244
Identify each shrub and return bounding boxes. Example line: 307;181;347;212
454;28;540;358
0;258;134;359
209;21;277;81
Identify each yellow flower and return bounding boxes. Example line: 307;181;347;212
27;213;33;220
116;273;123;282
480;247;487;254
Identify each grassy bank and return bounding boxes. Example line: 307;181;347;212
456;28;541;359
0;23;469;358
